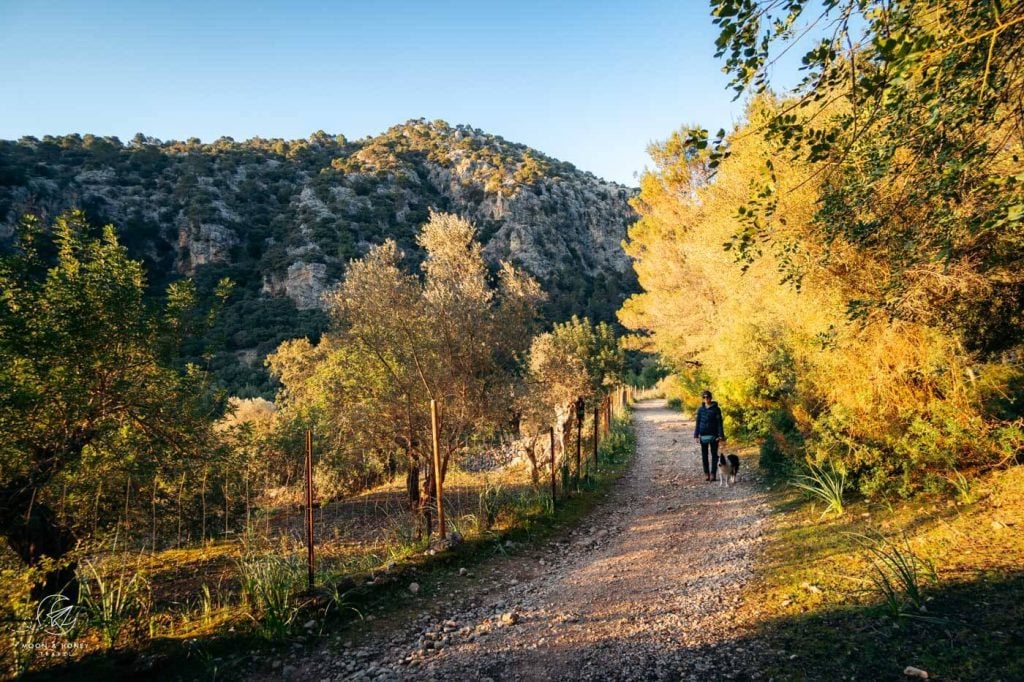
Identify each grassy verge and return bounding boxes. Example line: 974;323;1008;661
11;412;637;681
742;462;1024;681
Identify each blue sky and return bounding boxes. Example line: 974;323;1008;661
0;1;799;185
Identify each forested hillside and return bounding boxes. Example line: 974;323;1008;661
0;120;637;396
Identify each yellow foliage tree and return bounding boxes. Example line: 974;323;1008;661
620;94;1018;497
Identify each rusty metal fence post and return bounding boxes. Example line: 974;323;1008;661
575;397;584;491
430;399;445;540
305;429;315;590
549;426;556;508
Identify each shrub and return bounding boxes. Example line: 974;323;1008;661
759;431;796;478
1;565;43;677
599;413;637;465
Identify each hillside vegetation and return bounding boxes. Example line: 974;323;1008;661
0;203;631;678
0;120;637;396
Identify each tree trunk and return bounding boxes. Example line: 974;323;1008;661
151;480;158;551
123;475;132;532
386;450;398;481
176;472;186;548
404;454;418;502
510;410;522;438
525;436;540;485
0;479;79;602
421;466;434;538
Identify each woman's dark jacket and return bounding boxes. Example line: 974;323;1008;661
693;401;725;439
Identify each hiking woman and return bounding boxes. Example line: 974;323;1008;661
693;390;726;481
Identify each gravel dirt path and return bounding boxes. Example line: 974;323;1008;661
288;400;773;681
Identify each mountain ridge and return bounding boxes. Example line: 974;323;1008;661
0;119;638;395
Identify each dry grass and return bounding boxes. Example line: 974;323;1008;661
740;462;1024;680
0;456;571;678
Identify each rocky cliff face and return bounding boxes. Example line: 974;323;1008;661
177;221;239;274
0;122;638;395
261;261;329;310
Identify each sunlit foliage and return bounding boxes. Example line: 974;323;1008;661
0;211;230;596
268;212;544;524
621;0;1024;496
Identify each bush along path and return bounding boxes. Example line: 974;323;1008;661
267;399;773;681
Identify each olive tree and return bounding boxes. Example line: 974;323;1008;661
0;211;229;598
526;316;624;471
269;211;542;532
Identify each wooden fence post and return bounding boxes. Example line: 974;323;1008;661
223;483;229;536
305;429;315;590
122;475;132;532
575;398;584;491
430;399;445;540
549;426;556;508
175;474;184;548
605;397;611;436
593;403;599;471
151;481;157;551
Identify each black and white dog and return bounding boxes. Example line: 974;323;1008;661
718;454;741;487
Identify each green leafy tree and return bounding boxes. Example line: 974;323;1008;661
618;2;1023;496
0;211;229;598
527;316;624;459
269;212;543;530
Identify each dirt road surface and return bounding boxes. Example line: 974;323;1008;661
283;400;773;681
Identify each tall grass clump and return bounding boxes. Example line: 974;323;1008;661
377;511;429;563
849;532;938;620
447;513;481;538
78;558;151;649
236;554;305;640
790;460;848;517
947;469;977;504
313;566;364;624
506;488;554;526
478;481;507;531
